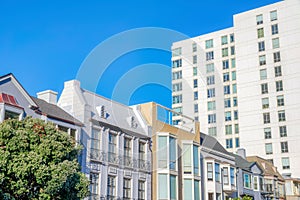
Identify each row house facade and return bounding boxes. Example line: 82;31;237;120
58;80;152;200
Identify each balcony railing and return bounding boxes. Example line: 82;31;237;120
89;194;100;200
90;150;150;171
123;156;133;168
108;152;119;165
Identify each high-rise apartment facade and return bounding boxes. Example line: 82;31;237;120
171;0;300;178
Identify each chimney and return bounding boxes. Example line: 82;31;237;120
237;148;246;159
37;90;58;105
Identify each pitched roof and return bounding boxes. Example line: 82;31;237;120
31;97;83;126
232;153;255;172
200;133;229;154
247;156;284;180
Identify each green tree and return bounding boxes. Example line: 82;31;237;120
0;117;89;200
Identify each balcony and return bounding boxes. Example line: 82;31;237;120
138;159;150;171
90;149;106;162
123;156;133;168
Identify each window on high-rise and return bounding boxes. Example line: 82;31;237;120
256;14;263;25
282;157;290;169
192;43;197;52
233;97;238;107
206;51;214;61
224;85;230;95
231;58;236;68
281;141;289;153
206;63;215;73
208;127;217;136
235;138;240;148
221;35;228;45
274;52;281;62
172;59;182;68
194;104;198;113
226;139;233;149
232;84;237;94
223;60;229;69
223;72;230;82
276;80;283;91
172;47;182;56
172;71;182;80
261;83;268;94
208;114;216;124
265;143;273;155
225;125;232;135
234;110;238;120
260;69;267;80
230;34;235;43
172;95;182;104
278;110;286;122
193;55;197;64
207;75;215;85
231;46;235;55
205;39;214;49
275;66;282;77
270;10;278;21
194;91;198;100
262;97;269;109
264;127;272;139
235;124;239;134
207;88;215;98
277;95;284;106
222;48;229;57
263;112;271;124
258;41;265;52
279;126;287;137
259;55;266;66
257;28;264;38
232;71;236;81
225;111;232;121
272;38;280;49
170;175;177;200
224;98;231;108
207;101;216;111
193;67;197;76
194;79;198;88
272;24;279;35
183;144;192;174
172;82;182;92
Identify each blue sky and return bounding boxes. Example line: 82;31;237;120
0;0;281;108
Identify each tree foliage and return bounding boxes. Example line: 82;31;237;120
0;117;89;200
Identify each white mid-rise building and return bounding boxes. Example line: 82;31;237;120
171;0;300;178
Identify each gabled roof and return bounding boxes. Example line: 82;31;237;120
200;133;229;155
0;73;37;107
31;97;83;126
247;156;284;181
232;153;256;172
